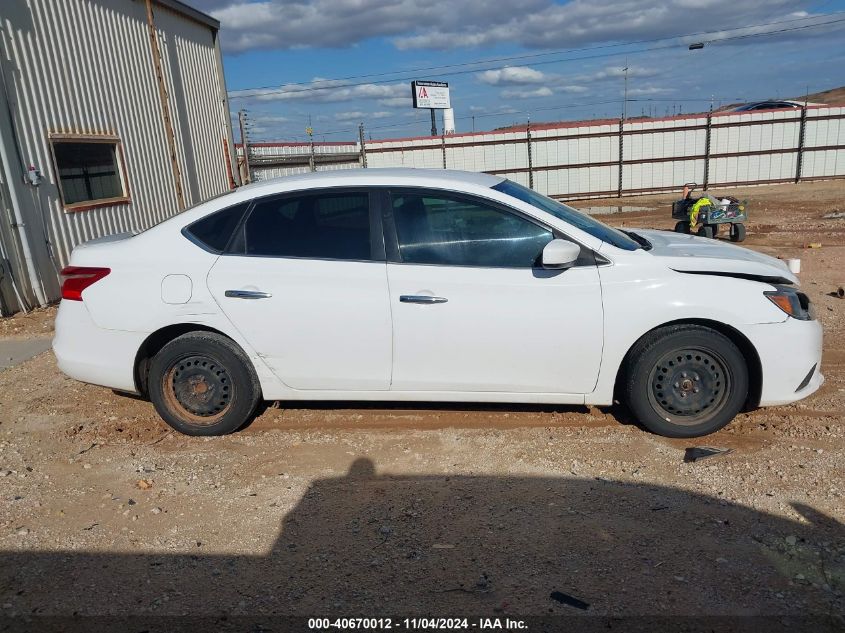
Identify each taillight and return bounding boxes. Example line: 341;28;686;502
60;266;110;301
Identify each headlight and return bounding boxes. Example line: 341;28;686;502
764;285;816;320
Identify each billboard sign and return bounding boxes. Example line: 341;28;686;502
411;80;450;109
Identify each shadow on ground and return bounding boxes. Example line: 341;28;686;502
1;459;842;631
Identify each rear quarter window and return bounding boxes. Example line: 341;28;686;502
183;202;250;253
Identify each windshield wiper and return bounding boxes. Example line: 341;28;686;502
621;230;652;251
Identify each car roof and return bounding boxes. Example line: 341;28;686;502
733;100;802;110
235;168;504;196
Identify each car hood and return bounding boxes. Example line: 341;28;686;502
632;229;798;284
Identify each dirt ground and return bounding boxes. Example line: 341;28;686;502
0;180;843;627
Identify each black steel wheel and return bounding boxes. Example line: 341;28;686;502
647;347;731;425
622;325;748;437
166;355;232;420
148;332;261;436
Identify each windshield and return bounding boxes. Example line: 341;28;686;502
492;180;641;251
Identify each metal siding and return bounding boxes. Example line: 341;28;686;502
0;0;231;305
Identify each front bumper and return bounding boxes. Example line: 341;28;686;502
738;317;824;407
53;300;145;393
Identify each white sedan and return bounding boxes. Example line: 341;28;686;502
54;169;823;438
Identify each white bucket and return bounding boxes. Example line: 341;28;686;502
786;258;801;274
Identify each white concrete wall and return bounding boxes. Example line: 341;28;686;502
251;107;844;200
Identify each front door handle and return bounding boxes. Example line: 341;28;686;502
399;295;448;304
225;289;273;299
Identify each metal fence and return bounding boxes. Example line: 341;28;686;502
242;105;845;200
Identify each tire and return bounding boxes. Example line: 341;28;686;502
697;225;714;239
710;223;719;237
730;223;746;242
622;325;748;438
674;221;690;234
148;331;262;436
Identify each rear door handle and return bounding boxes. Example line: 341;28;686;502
225;289;273;299
399;295;448;304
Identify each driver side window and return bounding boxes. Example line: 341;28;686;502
391;191;554;268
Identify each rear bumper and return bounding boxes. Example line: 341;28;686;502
738;317;824;407
53;300;145;393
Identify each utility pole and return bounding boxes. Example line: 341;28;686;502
238;109;251;184
622;59;628;121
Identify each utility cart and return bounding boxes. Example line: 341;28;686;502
672;183;748;242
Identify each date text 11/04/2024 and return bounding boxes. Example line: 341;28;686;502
308;618;528;630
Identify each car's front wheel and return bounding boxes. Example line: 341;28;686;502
622;325;748;437
148;331;261;436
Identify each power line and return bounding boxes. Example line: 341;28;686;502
228;13;845;101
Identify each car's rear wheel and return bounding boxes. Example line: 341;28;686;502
622;325;748;437
148;332;261;436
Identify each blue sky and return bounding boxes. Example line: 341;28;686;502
188;0;845;142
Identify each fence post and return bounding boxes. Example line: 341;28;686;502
617;117;624;197
441;131;447;169
358;122;367;168
703;108;712;190
795;104;807;183
526;119;534;190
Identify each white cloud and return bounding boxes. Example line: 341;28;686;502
335;111;393;121
502;86;554;99
585;65;659;81
477;66;549;86
378;96;413;107
627;86;675;96
232;79;408;104
206;0;547;52
558;85;590;94
497;82;589;99
392;0;807;50
201;0;811;54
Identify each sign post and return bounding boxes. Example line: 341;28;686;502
411;80;451;137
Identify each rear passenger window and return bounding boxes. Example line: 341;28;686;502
183;202;249;253
235;192;372;260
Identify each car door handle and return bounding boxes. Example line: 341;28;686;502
399;295;448;304
224;289;273;299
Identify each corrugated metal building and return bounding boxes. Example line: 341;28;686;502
0;0;237;314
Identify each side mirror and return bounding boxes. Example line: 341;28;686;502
542;239;580;269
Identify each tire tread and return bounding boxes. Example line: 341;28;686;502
148;331;262;436
622;324;748;438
